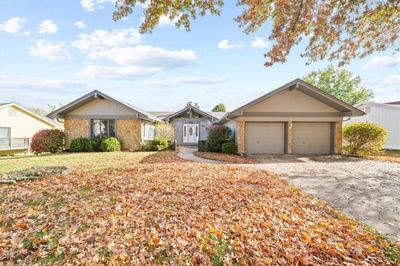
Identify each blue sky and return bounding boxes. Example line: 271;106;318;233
1;0;399;112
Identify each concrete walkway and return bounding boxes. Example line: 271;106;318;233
177;146;224;164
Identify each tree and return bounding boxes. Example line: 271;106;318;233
212;103;226;112
28;103;63;117
303;66;373;105
113;0;399;67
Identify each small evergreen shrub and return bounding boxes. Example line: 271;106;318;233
205;125;232;152
221;142;238;155
31;129;65;154
343;122;387;156
100;137;121;152
198;140;207;152
90;138;102;152
70;137;93;152
151;137;170;151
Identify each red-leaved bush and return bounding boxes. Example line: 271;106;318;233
31;129;65;154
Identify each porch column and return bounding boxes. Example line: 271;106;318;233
287;121;293;154
237;121;245;154
334;121;342;154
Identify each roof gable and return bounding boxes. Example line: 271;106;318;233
163;104;220;122
228;79;365;118
0;103;61;128
47;90;161;122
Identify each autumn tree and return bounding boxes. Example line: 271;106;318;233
212;103;226;112
113;0;399;67
303;66;373;105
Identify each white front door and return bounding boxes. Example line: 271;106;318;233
183;124;199;143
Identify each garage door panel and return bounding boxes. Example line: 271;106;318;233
245;122;284;154
293;123;331;154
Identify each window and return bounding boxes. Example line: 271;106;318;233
0;127;11;138
91;119;115;138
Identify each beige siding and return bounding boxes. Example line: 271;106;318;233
68;98;138;116
64;118;89;148
0;106;56;139
246;89;339;113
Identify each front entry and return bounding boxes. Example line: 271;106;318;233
183;124;199;144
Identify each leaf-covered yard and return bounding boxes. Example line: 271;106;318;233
1;154;398;265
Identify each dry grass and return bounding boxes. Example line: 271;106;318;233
194;151;257;164
0;152;153;176
367;150;400;164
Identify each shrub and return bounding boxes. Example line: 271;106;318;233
221;142;238;155
31;129;64;154
155;124;175;142
90;138;102;152
100;137;121;152
343;122;387;156
70;137;93;152
205;125;232;152
198;140;207;152
151;137;170;151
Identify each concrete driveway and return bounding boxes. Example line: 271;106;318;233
251;155;400;242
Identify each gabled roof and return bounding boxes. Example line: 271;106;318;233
162;104;222;122
47;90;162;122
228;79;365;119
0;103;62;128
386;100;400;105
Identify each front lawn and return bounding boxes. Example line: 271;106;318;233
1;159;398;264
0;152;154;175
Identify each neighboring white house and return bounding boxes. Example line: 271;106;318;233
346;102;400;150
0;103;62;154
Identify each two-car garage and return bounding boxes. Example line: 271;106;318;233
245;122;332;155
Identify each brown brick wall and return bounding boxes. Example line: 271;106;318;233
64;118;89;149
237;121;245;154
116;119;142;151
334;121;343;154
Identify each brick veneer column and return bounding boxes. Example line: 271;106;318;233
237;121;245;154
64;118;89;149
334;121;343;154
287;121;293;154
116;119;142;151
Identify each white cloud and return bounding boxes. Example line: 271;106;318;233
217;39;241;50
80;0;115;12
37;19;58;34
251;37;270;49
78;65;161;79
0;75;86;91
87;45;198;67
363;54;400;70
158;15;179;27
0;17;26;34
72;28;141;51
29;40;71;61
142;76;225;87
23;31;31;36
73;20;87;29
384;74;400;85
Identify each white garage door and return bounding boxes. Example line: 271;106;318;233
292;122;331;154
245;122;285;154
